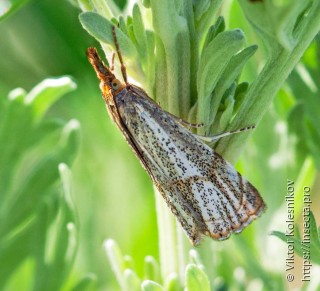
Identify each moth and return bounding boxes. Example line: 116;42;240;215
87;27;266;246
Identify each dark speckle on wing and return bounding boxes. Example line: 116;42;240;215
114;87;266;245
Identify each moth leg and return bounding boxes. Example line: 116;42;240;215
194;125;255;143
178;119;204;129
166;111;204;128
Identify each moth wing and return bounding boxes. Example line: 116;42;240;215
159;150;266;245
114;86;265;245
211;152;266;234
154;182;205;246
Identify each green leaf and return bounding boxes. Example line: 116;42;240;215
217;3;320;162
124;269;141;291
0;75;80;289
0;89;33;194
218;91;235;132
132;4;147;58
210;45;257;126
56;163;79;263
0;108;80;240
188;249;203;266
141;280;165;291
142;0;151;9
195;0;223;40
233;82;249;114
202;17;225;51
239;0;319;53
164;273;182;291
118;15;128;35
71;273;97;291
145;30;156;91
79;12;137;58
32;164;79;291
103;239;127;290
149;0;191;116
144;256;161;283
25;76;77;122
193;0;211;21
0;222;34;289
197;29;245;129
238;0;278;51
198;29;245;99
185;264;210;291
275;1;313;50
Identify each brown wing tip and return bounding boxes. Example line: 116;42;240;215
205;199;267;242
232;199;266;236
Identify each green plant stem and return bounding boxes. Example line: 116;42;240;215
154;187;179;280
150;0;191;118
150;0;194;282
217;3;320;163
176;225;188;281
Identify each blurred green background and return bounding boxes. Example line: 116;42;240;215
0;1;158;289
1;0;320;290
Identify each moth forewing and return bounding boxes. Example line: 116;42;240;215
87;46;266;246
119;90;265;245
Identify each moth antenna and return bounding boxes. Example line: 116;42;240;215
112;25;128;85
110;52;115;72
